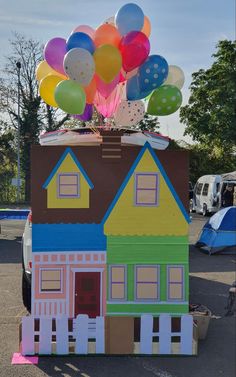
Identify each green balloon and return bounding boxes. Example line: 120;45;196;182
55;80;86;114
147;85;182;116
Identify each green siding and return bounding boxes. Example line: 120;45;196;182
107;236;188;264
106;303;189;316
106;235;189;314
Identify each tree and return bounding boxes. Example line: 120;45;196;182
0;33;69;201
136;113;160;132
180;40;236;149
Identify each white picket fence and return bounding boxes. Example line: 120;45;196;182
140;314;194;355
21;313;195;356
21;315;105;356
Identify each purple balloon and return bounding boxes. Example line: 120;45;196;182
44;37;67;75
73;104;93;121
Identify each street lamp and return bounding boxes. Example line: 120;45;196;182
16;61;21;203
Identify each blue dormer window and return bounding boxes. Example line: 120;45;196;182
58;173;80;198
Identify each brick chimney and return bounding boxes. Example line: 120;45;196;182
100;130;123;160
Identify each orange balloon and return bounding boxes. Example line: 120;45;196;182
94;24;121;48
141;16;151;37
84;77;97;104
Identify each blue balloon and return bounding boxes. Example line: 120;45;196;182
66;32;95;54
126;75;152;100
139;55;169;92
115;3;144;36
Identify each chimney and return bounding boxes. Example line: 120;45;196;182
100;130;123;160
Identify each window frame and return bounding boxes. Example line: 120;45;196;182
167;265;184;302
135;265;160;302
57;172;80;199
40;268;63;293
195;182;203;195
134;172;159;207
109;265;127;301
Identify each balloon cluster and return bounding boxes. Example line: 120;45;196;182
36;3;185;127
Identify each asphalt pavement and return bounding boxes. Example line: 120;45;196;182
0;215;235;377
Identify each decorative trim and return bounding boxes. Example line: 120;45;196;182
107;301;188;305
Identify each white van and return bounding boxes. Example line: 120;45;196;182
190;174;236;216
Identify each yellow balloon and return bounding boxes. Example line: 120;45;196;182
39;74;64;107
93;44;122;83
36;60;67;82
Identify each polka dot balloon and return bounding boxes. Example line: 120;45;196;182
114;99;145;127
147;85;183;116
138;55;169;93
63;48;95;86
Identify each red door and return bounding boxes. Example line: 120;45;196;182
74;272;100;318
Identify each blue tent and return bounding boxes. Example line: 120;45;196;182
195;206;236;254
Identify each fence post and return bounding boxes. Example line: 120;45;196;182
140;314;153;354
39;317;52;355
56;316;69;355
95;316;105;353
75;314;89;354
159;314;172;354
22;316;35;355
180;315;193;355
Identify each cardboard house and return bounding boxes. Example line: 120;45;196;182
29;131;191;354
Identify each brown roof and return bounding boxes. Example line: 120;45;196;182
31;144;189;224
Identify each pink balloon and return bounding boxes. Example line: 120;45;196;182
94;82;126;118
72;25;95;40
43;37;67;75
119;31;150;72
96;74;120;98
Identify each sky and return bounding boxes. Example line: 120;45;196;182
0;0;235;142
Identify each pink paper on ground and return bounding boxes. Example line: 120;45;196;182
11;352;38;365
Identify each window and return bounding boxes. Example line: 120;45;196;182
195;183;203;195
135;265;159;301
40;269;62;292
167;266;184;301
135;173;158;206
58;173;80;198
109;265;126;300
202;183;209;196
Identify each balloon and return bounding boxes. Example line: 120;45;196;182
141;15;151;37
103;16;115;26
94;24;121;48
119;31;150;72
138;55;169;92
96;74;120;98
84;77;97;104
114;100;145;127
73;103;93;121
94;44;122;83
94;82;125;117
63;48;95;86
147;85;183;116
115;3;144;36
36;60;67;81
43;37;67;75
126;74;152;100
72;25;95;40
39;74;64;107
163;65;185;89
55;80;86;114
66;32;95;54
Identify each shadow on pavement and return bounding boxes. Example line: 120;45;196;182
0;237;22;264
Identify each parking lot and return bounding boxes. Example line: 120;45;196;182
0;215;235;377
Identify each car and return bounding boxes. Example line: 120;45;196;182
22;211;32;312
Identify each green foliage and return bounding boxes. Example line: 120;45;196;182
136;113;160;132
180;40;236;148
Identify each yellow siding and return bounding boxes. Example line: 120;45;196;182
104;150;188;236
47;154;90;208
